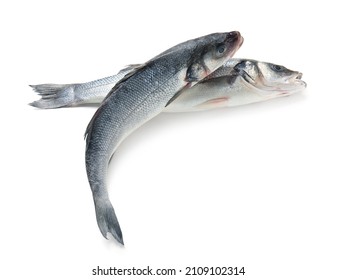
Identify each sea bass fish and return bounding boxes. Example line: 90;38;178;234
84;32;243;244
30;59;306;111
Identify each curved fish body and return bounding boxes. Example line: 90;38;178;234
85;32;243;244
30;59;306;112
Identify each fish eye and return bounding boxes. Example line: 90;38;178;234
270;64;285;72
215;44;225;57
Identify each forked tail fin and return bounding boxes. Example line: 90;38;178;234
94;196;124;245
29;84;76;109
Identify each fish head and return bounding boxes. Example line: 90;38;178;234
186;31;244;83
233;59;306;98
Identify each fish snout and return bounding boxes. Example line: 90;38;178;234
296;72;303;79
225;31;244;58
296;72;307;87
227;31;244;46
286;71;307;88
227;31;241;42
287;71;303;83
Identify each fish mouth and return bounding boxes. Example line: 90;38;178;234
276;72;307;96
227;32;244;59
236;33;244;49
285;72;307;88
232;34;244;58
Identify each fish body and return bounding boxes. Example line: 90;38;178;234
85;32;243;244
30;59;306;112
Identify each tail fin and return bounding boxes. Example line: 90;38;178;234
94;196;124;245
29;84;76;109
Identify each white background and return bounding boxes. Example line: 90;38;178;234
0;1;336;279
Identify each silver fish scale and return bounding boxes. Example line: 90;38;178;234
86;59;185;155
77;69;130;91
74;69;133;103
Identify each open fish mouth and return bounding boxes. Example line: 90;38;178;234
286;72;307;88
277;73;307;96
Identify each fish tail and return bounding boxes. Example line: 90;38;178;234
29;84;76;109
93;196;124;245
